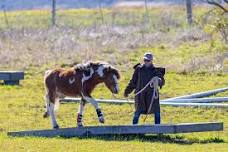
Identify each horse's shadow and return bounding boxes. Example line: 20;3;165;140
74;134;224;145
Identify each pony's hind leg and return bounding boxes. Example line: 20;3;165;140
46;92;59;129
77;99;86;127
49;102;59;129
83;96;104;123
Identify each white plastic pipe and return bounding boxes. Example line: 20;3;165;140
60;98;228;108
162;97;228;103
164;87;228;101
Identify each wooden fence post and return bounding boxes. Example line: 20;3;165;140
144;0;149;23
1;4;9;28
186;0;193;25
52;0;56;26
98;0;104;24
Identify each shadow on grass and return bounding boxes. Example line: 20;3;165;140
7;131;225;144
75;134;225;145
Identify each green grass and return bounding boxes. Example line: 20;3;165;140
0;6;228;152
0;70;228;152
0;6;209;30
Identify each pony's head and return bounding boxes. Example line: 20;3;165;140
75;61;121;94
103;65;120;94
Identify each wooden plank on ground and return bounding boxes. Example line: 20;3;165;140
8;122;223;138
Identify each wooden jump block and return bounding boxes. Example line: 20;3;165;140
0;71;24;85
8;122;223;138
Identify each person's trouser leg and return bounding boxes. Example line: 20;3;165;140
154;112;161;124
133;111;141;124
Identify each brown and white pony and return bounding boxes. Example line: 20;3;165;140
43;62;120;129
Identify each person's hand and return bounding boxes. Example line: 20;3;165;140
158;78;162;86
158;78;164;89
124;92;128;98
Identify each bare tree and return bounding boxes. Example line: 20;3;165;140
200;0;228;42
201;0;228;13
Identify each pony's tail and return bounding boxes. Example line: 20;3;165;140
44;69;59;111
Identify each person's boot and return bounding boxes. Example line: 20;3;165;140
133;116;139;125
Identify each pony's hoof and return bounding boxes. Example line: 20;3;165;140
77;123;83;127
53;125;59;129
43;112;49;118
99;117;105;123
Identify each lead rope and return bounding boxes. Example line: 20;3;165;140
142;76;160;122
112;76;160;122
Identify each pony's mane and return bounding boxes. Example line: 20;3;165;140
104;64;120;79
73;61;104;71
74;61;120;79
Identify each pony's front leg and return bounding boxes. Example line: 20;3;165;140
83;96;104;123
77;99;86;127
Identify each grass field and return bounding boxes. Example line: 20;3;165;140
0;70;228;152
0;6;228;152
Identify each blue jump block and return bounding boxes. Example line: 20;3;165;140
0;71;24;85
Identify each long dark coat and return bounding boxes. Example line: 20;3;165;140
124;64;165;114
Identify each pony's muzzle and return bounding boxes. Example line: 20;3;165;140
113;85;119;94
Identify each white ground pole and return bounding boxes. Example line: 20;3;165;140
60;97;228;108
162;97;228;103
163;87;228;101
60;87;228;108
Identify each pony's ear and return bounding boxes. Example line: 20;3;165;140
104;65;111;72
103;65;120;79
